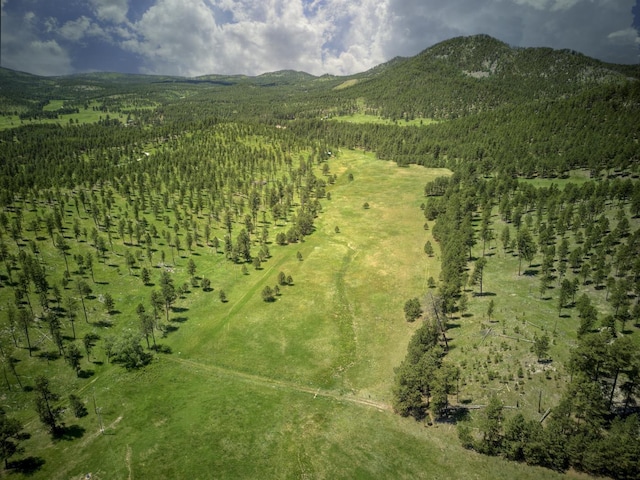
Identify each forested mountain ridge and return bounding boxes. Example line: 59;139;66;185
342;34;640;119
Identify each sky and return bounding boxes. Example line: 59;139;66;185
1;0;639;77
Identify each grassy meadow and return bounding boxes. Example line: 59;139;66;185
0;100;140;130
2;144;634;478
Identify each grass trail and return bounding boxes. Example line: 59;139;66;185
161;355;392;411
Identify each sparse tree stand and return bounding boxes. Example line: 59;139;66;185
486;299;495;321
424;241;434;257
471;257;487;295
478;395;504;455
516;227;537;275
17;308;33;357
34;375;63;435
69;394;87;418
159;271;176;323
0;409;24;468
404;298;422;322
533;333;550;362
65;343;82;376
103;292;115;314
261;285;275;302
76;279;92;323
141;267;151;286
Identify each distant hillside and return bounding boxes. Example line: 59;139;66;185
1;34;638;120
0;67;59;112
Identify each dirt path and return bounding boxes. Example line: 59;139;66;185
125;444;132;480
161;355;392;412
208;253;290;338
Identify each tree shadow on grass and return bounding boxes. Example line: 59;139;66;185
171;306;189;313
154;344;172;354
162;324;179;336
94;320;113;328
436;406;470;425
37;351;60;362
54;424;86;441
171;316;188;323
7;456;45;475
78;369;95;379
523;268;539;276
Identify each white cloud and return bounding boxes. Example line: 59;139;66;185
57;16;109;42
607;27;640;45
89;0;129;23
118;0;396;76
0;6;73;75
59;16;91;41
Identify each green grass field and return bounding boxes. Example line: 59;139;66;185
329;113;438;127
1;150;574;479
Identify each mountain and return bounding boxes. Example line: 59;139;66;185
340;34;640;119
